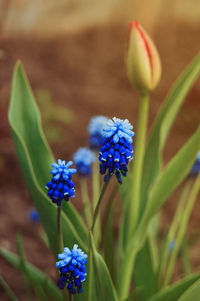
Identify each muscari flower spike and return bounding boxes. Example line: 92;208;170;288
88;115;109;149
99;117;134;183
73;147;95;176
46;159;76;207
56;244;88;294
189;151;200;177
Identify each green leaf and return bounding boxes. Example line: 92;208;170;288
79;248;98;301
149;272;200;301
89;232;119;301
33;284;49;301
1;248;63;301
163;175;200;287
101;188;116;284
140;52;200;216
8;62;88;252
144;125;200;221
16;233;33;300
121;127;200;300
178;279;200;301
133;236;157;301
0;276;19;301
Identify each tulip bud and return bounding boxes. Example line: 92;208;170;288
126;21;161;93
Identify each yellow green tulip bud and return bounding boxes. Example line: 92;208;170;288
126;21;162;93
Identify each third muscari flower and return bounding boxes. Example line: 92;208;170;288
88;115;109;150
73;147;95;176
99;117;134;183
46;159;76;207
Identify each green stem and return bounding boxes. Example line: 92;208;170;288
81;178;92;227
128;93;149;238
91;179;110;232
163;175;200;287
181;237;191;275
57;206;63;252
92;154;101;244
68;292;73;301
57;207;69;300
92;154;100;211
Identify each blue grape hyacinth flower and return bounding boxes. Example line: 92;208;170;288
88;115;109;149
56;244;88;294
99;117;134;183
46;159;76;207
73;147;95;176
189;151;200;177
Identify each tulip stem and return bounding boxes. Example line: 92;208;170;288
128;93;149;238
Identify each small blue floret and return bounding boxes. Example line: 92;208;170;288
189;151;200;177
73;147;95;176
56;244;87;294
28;208;39;223
46;159;76;207
88;116;109;149
99;117;134;183
168;240;175;251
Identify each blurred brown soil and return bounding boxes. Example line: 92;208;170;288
0;21;200;300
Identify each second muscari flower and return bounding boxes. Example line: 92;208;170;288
73;147;95;176
46;159;76;207
88;115;109;150
99;117;134;183
56;244;87;294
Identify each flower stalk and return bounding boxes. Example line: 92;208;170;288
91;179;110;232
92;153;101;243
57;206;63;252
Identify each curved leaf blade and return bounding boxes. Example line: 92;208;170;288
178;279;200;301
0;248;63;301
89;232;119;301
149;272;200;301
140;52;200;215
8;62;88;252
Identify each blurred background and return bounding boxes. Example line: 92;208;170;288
0;0;200;300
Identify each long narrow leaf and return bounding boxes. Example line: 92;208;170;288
0;248;63;301
0;276;19;301
133;236;157;301
178;279;200;301
164;175;200;286
121;127;200;299
140;52;200;216
8;62;88;252
149;272;200;301
89;232;119;301
145;126;200;220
